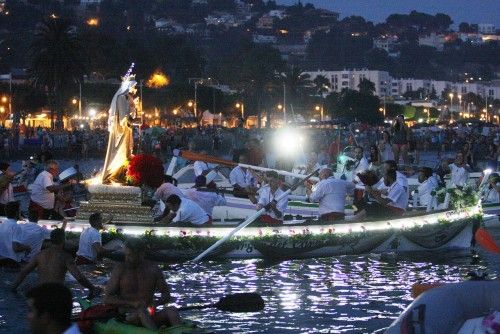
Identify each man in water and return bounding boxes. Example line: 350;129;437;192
11;228;100;298
75;212;113;265
26;283;81;334
104;238;181;330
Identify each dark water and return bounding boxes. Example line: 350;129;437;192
1;229;499;334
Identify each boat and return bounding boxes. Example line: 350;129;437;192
54;206;481;262
92;319;213;334
384;281;500;334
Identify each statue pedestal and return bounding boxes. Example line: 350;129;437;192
77;184;153;223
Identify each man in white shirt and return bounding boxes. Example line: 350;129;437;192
448;152;470;188
353;146;369;181
76;212;111;265
362;169;408;218
162;194;211;225
29;160;76;220
0;202;24;264
375;160;408;193
229;154;257;202
184;176;226;216
0;162;15;215
257;171;288;224
193;160;210;177
306;168;355;221
13;210;51;263
416;167;438;207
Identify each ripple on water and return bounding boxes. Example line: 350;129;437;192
1;235;500;333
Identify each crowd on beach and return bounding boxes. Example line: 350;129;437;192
0;115;499;333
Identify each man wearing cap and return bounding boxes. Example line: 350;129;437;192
29;160;77;220
184;175;226;217
0;161;15;215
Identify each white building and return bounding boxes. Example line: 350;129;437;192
418;33;446;51
373;36;398;53
304;69;391;96
268;9;286;19
253;34;277;44
478;23;495;34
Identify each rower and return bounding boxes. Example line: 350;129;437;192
161;194;211;225
353;146;369;182
184;175;226;217
374;160;408;195
11;228;100;298
0;202;24;265
415;167;438;207
25;283;81;334
193;151;214;177
153;175;184;202
361;169;408;218
104;238;182;330
75;213;113;265
29;160;77;220
448;152;470;188
0;162;15;216
306;168;354;222
482;173;500;203
256;171;288;225
229;154;257;202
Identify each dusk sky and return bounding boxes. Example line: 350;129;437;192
277;0;500;27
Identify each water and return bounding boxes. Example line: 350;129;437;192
1;235;499;333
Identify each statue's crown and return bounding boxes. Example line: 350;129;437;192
121;63;135;82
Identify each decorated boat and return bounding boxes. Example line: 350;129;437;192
53;206;482;262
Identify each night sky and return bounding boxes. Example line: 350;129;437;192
277;0;500;27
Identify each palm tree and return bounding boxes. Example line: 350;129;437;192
278;66;311;122
29;17;86;129
312;75;330;96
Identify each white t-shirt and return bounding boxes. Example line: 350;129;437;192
386;182;408;211
76;227;102;262
483;183;500;203
257;186;288;219
417;176;438;207
229;166;254;188
154;182;184;202
193;161;210;177
449;163;469;188
0;218;21;261
184;189;226;216
13;222;50;262
172;198;210;225
309;177;355;215
30;170;55;209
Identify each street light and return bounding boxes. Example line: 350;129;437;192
187;101;193;108
424;108;429;123
277;104;283;110
1;96;7;103
235;102;244;118
72;98;78;105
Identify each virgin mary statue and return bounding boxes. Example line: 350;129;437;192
101;76;137;184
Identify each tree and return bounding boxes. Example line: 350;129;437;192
358;78;375;95
327;88;382;124
279;66;311;110
28;17;86;129
312;75;330;96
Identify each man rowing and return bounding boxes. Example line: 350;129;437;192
184;175;226;217
256;171;288;224
229;153;257;202
11;228;100;298
104;238;181;330
306;168;354;221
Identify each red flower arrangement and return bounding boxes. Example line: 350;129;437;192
126;154;164;188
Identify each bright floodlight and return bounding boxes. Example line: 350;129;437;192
274;128;303;156
89;108;97;118
484;168;493;175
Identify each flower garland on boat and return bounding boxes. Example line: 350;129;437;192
431;185;479;210
64;215;482;252
126;154;164;188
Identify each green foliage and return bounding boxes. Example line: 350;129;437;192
328;89;382;124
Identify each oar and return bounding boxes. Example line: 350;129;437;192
191;168;321;263
178;150;320;182
475;227;500;254
72;293;265;322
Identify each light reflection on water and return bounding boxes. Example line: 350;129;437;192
1;230;499;334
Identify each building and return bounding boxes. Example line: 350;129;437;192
253;34;277;44
373;36;399;53
268;9;286;19
304;69;391;96
256;15;274;30
478;23;495;34
418;33;446;51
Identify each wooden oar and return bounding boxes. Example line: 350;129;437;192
191;168;320;263
178;150;320;182
475;227;500;254
72;293;265;322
